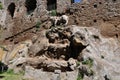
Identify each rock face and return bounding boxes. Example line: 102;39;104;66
1;25;120;80
1;40;32;69
24;66;78;80
69;26;120;80
0;0;120;80
57;0;71;14
26;26;120;80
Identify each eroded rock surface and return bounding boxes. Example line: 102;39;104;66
0;0;120;80
21;26;120;80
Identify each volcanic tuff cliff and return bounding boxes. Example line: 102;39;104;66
0;0;120;80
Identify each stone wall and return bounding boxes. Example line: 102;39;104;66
57;0;71;14
68;0;120;37
0;0;71;41
0;0;120;42
69;0;120;26
0;0;48;40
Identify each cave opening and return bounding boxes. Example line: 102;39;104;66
69;42;86;59
25;0;37;14
93;4;97;8
93;19;97;23
8;3;15;18
67;35;87;60
47;0;57;11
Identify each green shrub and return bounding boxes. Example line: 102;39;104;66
0;69;25;80
50;10;57;16
76;61;80;67
77;71;83;80
5;69;14;74
0;2;3;10
82;58;93;68
35;21;41;28
88;69;94;76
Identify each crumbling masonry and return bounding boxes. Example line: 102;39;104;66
0;0;119;43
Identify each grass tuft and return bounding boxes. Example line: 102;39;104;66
0;69;25;80
82;58;93;68
35;21;41;28
77;71;83;80
0;2;3;10
50;10;57;16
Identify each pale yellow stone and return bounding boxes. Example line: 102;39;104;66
7;40;32;61
0;48;4;61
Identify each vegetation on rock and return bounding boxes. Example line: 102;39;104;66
50;10;57;16
0;2;3;10
0;69;25;80
82;58;93;68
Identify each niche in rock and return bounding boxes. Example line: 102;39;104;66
25;0;37;14
69;35;87;59
93;4;97;8
8;3;15;18
47;0;56;11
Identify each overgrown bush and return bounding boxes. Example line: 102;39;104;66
0;69;25;80
82;58;93;68
50;10;57;16
0;2;3;10
76;61;80;67
77;71;83;80
35;21;41;28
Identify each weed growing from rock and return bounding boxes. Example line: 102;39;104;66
50;10;57;16
82;58;93;68
77;71;83;80
0;69;25;80
0;2;3;10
